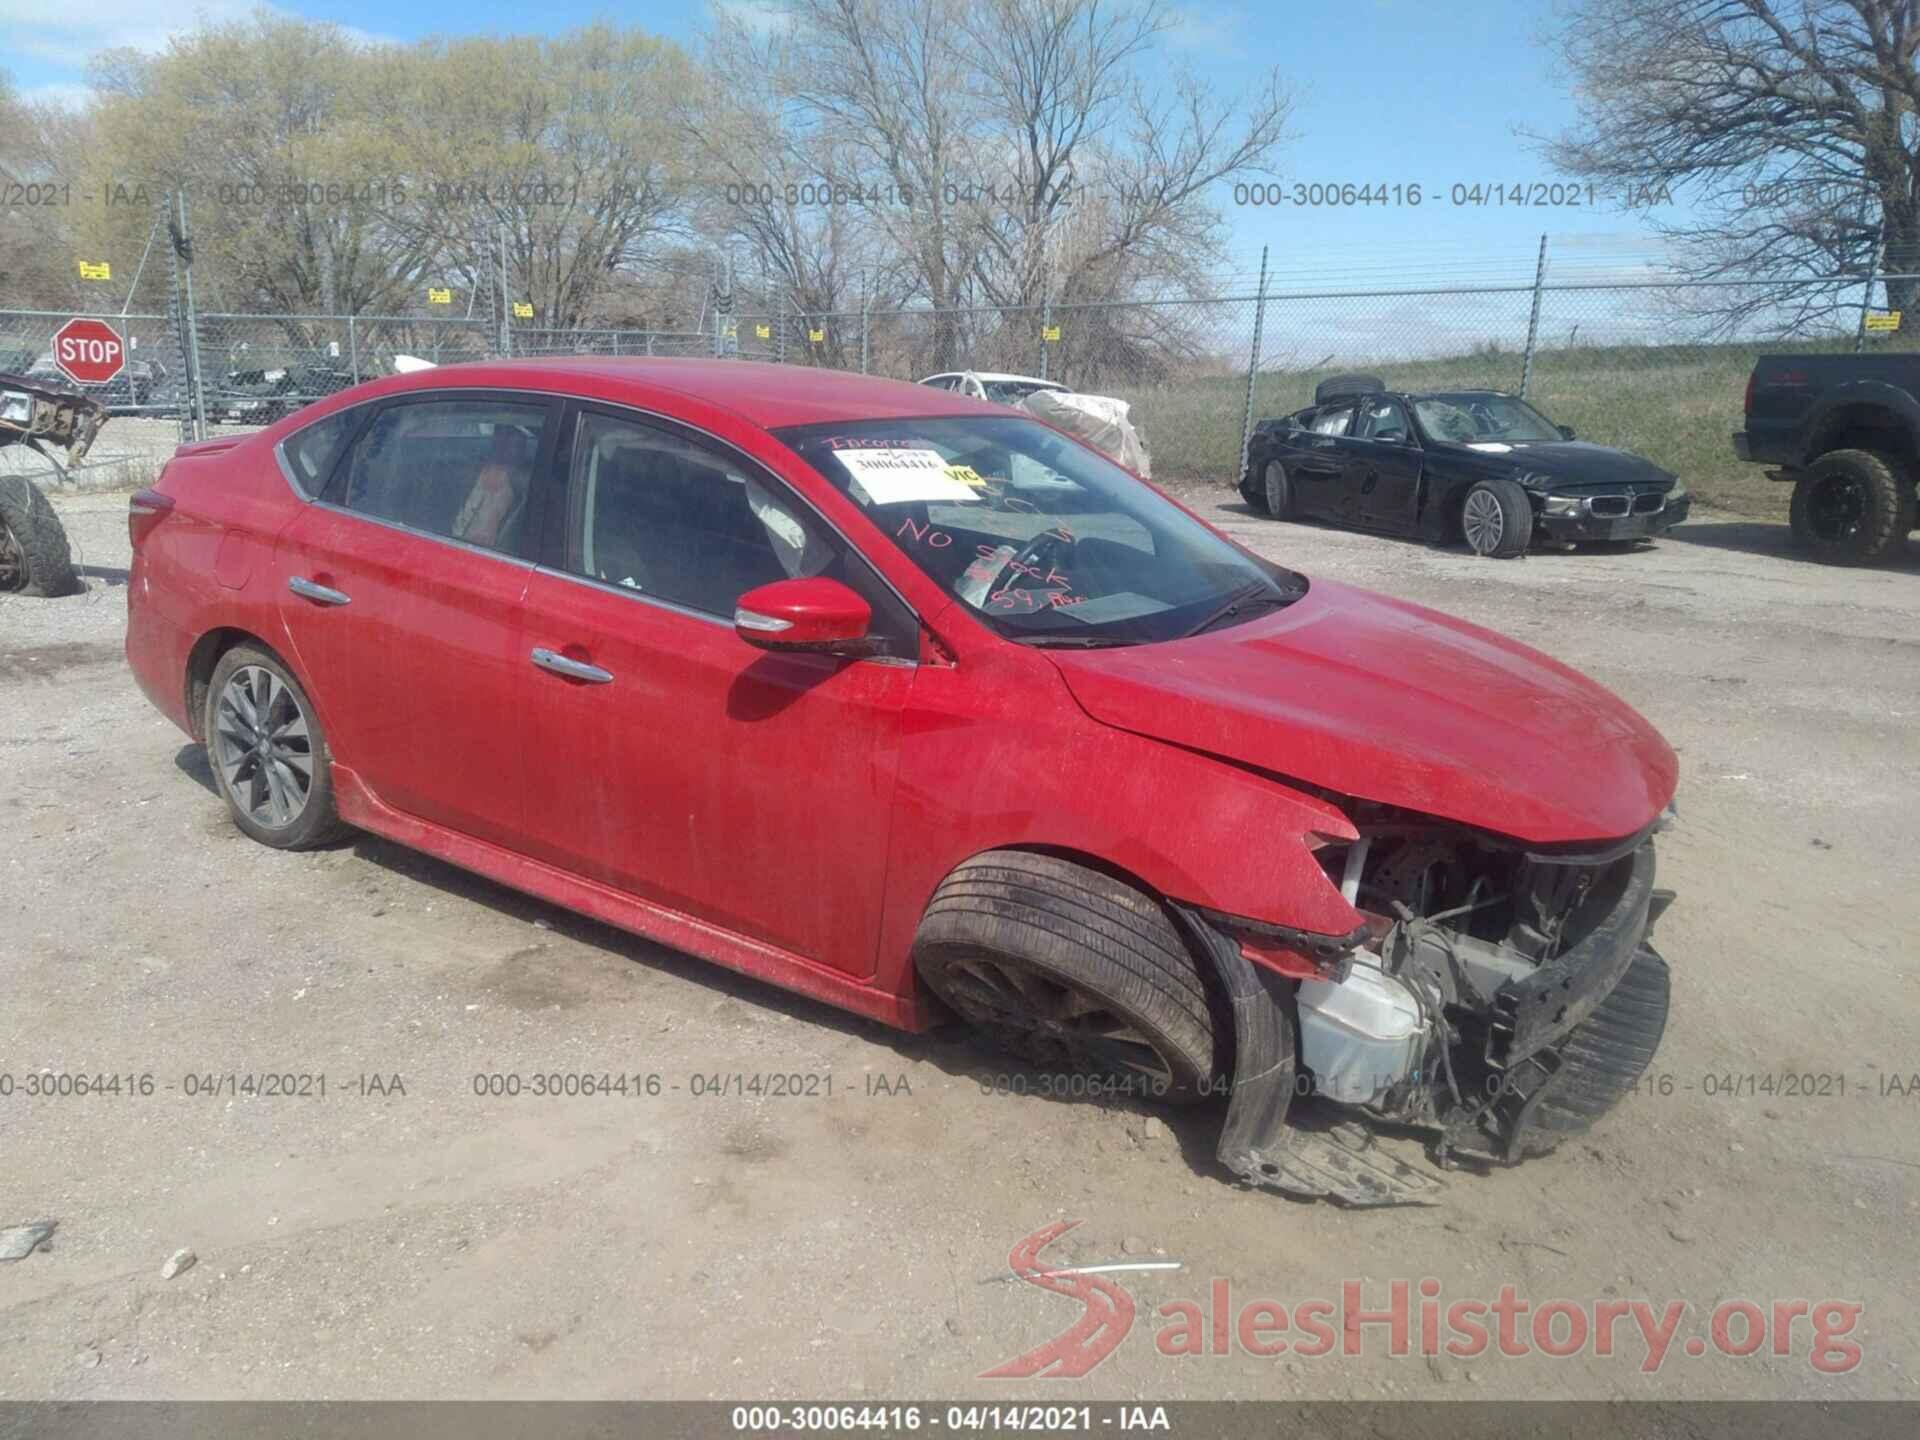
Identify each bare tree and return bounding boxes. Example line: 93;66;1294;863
1538;0;1920;328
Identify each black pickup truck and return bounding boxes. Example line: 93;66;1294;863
1732;355;1920;563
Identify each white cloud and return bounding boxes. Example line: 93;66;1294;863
712;1;792;39
1166;4;1244;58
16;80;96;111
0;0;264;71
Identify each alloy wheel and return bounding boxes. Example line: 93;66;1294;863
933;952;1178;1089
1463;488;1505;553
212;666;316;829
1806;473;1867;544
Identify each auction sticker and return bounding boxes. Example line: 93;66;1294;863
838;448;979;504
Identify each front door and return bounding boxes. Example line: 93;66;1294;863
514;405;919;975
1346;396;1425;533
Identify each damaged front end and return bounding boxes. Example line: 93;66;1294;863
0;371;109;469
1180;806;1675;1206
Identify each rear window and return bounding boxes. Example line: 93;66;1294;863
279;407;362;496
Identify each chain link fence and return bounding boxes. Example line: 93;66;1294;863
8;245;1920;512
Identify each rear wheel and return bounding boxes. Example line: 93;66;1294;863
914;852;1219;1105
1788;449;1915;564
204;645;350;850
1461;477;1533;558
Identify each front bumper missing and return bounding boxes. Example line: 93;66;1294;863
1175;906;1445;1207
1174;841;1670;1207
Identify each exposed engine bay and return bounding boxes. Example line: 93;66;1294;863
1189;802;1674;1205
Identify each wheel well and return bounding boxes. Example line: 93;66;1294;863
184;627;281;740
1807;406;1919;472
951;842;1240;1063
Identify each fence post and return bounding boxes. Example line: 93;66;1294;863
1855;224;1885;354
173;189;209;440
1238;246;1269;486
347;315;360;384
1519;233;1549;398
861;272;871;375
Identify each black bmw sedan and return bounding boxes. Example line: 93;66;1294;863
1241;376;1689;557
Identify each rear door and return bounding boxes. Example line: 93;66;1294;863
273;391;560;847
1346;397;1424;533
514;404;920;974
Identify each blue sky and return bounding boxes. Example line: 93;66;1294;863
5;0;1699;290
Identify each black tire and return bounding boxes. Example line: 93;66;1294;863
914;851;1219;1105
1313;372;1386;406
203;644;351;850
1461;477;1533;558
0;470;77;597
1788;449;1916;564
1238;462;1266;511
1261;459;1294;520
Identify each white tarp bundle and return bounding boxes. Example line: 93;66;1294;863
1017;386;1152;478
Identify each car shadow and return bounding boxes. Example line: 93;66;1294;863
1665;519;1920;574
173;743;218;796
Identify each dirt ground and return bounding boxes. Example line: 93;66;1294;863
2;485;1916;1402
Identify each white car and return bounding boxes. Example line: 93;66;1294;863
919;371;1070;406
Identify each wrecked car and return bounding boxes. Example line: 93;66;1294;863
1245;374;1689;557
0;370;101;596
124;360;1674;1205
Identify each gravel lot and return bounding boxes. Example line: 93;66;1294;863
2;485;1916;1401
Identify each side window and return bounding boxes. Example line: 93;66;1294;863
332;398;548;558
565;411;915;651
281;406;362;497
1358;399;1410;442
1309;406;1354;436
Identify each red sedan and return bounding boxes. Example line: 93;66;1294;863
126;359;1676;1204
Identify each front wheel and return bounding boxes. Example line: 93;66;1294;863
1262;459;1294;520
204;645;350;849
1788;449;1916;564
0;463;78;598
1461;477;1533;558
914;852;1220;1105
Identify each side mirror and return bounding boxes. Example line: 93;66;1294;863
1557;424;1576;441
734;577;873;654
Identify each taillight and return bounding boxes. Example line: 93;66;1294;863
128;487;175;548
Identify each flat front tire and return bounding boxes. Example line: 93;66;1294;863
914;851;1220;1105
204;644;350;850
1462;477;1533;558
1788;449;1916;564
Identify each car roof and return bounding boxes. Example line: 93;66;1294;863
325;357;1011;430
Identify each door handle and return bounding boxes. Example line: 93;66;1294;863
531;647;614;685
288;576;351;606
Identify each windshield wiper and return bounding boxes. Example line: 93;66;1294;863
1010;634;1139;649
1177;581;1298;640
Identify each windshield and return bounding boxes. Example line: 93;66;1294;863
777;415;1303;645
1413;394;1563;444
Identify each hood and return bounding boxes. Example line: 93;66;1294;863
1433;438;1676;491
1047;579;1677;846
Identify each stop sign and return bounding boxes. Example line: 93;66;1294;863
52;318;126;386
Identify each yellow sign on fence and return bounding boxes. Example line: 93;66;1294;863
511;302;533;319
808;328;825;343
76;260;112;281
427;287;453;305
755;323;771;340
1865;311;1902;333
1042;324;1061;342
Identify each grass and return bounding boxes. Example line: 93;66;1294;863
1129;336;1917;519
